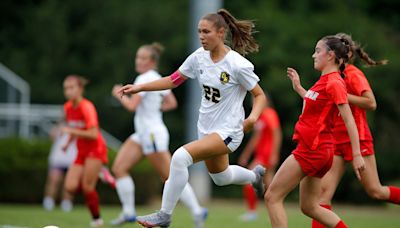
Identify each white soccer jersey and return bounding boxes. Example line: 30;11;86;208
179;47;260;137
48;132;77;168
133;70;170;133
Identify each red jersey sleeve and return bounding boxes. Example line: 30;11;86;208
349;72;372;96
81;101;99;129
326;78;348;105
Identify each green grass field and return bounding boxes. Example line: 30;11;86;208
0;200;399;228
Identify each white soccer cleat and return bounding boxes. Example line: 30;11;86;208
60;199;73;212
252;165;266;195
90;218;104;227
193;207;208;228
239;211;258;222
110;213;137;226
136;211;171;228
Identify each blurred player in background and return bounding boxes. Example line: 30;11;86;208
238;96;282;221
110;42;207;227
264;35;365;228
311;33;400;228
42;122;77;212
119;8;267;227
62;75;108;227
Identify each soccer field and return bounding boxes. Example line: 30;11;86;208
0;200;399;228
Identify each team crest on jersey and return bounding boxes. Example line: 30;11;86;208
220;71;230;84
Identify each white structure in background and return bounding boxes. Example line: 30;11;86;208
0;63;30;138
0;63;121;151
187;0;223;203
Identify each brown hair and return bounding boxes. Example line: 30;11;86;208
202;9;259;55
335;33;388;66
141;42;165;64
65;75;89;88
321;35;351;78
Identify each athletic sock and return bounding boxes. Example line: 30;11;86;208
388;186;400;204
334;220;347;228
84;190;100;219
116;176;136;216
209;165;256;186
243;184;257;211
311;204;331;228
179;183;203;215
161;147;193;215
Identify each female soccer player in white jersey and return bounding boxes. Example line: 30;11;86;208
118;9;267;227
110;42;206;227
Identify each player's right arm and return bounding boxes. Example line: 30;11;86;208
287;67;307;98
118;71;188;96
161;92;178;112
112;84;142;112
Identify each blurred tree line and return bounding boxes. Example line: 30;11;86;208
1;0;399;203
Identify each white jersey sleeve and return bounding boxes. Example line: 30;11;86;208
236;59;260;91
178;48;203;79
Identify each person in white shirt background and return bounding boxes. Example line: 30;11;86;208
110;42;206;227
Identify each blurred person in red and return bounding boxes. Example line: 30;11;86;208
238;95;282;221
62;75;108;227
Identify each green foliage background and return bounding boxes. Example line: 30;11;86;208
0;0;399;203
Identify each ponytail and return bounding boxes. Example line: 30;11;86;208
202;9;259;55
335;33;388;67
141;42;165;64
322;36;351;78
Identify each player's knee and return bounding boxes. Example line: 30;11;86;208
300;203;318;218
209;168;232;186
264;189;276;206
171;147;193;169
64;181;77;194
82;182;95;193
111;163;124;178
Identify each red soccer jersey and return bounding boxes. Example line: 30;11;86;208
64;98;106;154
333;64;373;144
293;72;348;150
255;108;280;157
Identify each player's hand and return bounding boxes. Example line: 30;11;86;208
117;84;141;97
61;144;69;152
352;155;365;181
61;126;72;134
243;117;256;133
112;84;122;98
287;67;302;91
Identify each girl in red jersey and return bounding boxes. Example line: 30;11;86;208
62;75;107;227
264;36;365;228
238;97;282;221
311;33;400;228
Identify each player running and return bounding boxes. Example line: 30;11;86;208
311;33;400;228
118;8;267;227
62;75;108;227
110;42;207;227
238;97;282;221
264;35;365;228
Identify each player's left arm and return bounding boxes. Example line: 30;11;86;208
161;92;178;112
244;84;266;133
62;126;98;140
348;91;376;111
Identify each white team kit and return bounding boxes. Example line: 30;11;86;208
48;131;77;169
129;70;171;154
179;47;260;152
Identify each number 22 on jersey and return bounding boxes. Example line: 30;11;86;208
203;85;221;103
